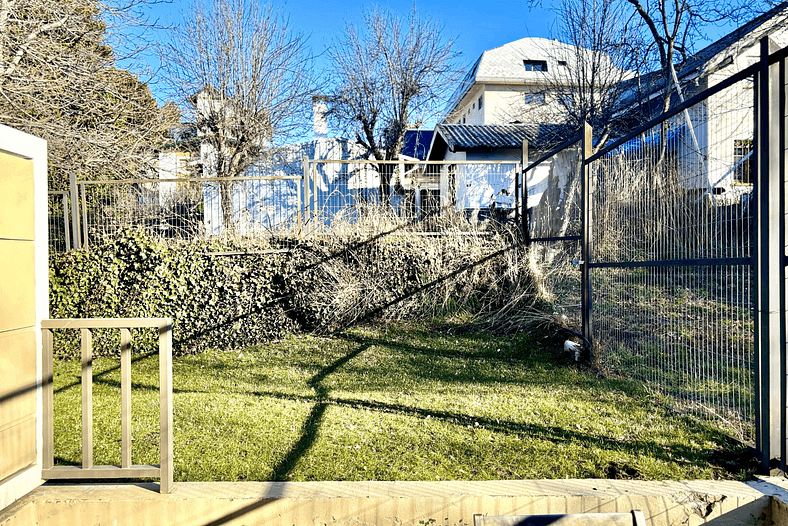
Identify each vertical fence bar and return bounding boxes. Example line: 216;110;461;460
519;139;528;231
69;173;81;249
42;328;54;470
303;157;310;228
120;328;132;469
581;121;593;356
296;175;303;239
81;328;93;469
159;322;173;493
80;183;89;248
62;193;71;251
755;36;783;472
312;162;318;220
779;53;787;475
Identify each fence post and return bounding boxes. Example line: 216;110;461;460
69;173;81;249
754;36;785;474
80;183;89;248
62;193;71;251
779;45;787;477
519;139;528;237
581;121;593;358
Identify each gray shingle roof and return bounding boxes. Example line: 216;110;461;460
436;123;572;151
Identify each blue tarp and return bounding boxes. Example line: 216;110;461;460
605;125;685;156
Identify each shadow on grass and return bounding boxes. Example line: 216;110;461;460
269;342;370;481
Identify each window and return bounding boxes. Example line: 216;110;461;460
733;139;752;184
524;92;546;105
478;96;483;110
558;60;567;67
462;117;466;124
523;60;548;72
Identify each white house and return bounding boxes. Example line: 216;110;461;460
444;37;632;127
611;3;788;202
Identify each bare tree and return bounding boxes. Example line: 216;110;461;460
327;6;461;203
0;0;179;189
545;0;646;147
621;0;773;115
163;0;315;229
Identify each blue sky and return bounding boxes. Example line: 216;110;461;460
129;0;738;132
130;0;562;104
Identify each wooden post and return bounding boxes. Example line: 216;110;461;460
159;321;173;493
69;173;81;249
42;328;54;470
81;328;93;469
754;36;784;473
120;328;132;469
581;122;593;357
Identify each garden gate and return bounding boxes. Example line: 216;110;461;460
524;37;788;472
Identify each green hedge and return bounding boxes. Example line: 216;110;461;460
49;229;535;358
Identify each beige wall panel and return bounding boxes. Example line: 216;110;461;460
0;329;36;427
0;240;35;333
0;153;34;241
0;417;35;480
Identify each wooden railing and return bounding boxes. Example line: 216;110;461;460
41;318;173;493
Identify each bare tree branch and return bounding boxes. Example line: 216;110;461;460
0;0;179;189
162;0;316;228
327;5;461;202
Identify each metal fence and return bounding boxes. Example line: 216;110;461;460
524;37;788;470
51;161;522;250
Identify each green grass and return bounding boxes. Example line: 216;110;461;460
52;322;753;482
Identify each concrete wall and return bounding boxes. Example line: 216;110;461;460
0;125;48;511
2;478;787;526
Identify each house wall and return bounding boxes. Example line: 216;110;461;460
450;84;565;126
0;125;48;512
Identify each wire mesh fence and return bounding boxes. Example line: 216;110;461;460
48;191;71;253
304;160;520;233
60;176;302;248
50;161;523;251
523;141;584;329
587;71;755;441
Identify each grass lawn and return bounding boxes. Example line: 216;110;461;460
52;322;752;482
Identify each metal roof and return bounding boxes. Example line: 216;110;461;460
435;123;572;151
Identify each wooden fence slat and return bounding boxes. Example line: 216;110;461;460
159;323;173;493
42;328;54;470
120;328;132;469
81;328;93;469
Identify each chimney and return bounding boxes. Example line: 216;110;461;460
313;95;328;140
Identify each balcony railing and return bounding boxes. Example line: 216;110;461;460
41;318;173;493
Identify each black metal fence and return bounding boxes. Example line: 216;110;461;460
524;37;788;471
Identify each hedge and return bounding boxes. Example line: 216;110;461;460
49;229;536;358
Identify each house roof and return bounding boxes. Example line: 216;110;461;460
680;2;788;80
618;2;788;112
444;37;630;119
401;130;434;161
429;123;572;157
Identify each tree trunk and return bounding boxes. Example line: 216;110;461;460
219;180;234;232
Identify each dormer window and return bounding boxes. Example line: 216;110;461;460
523;60;548;72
